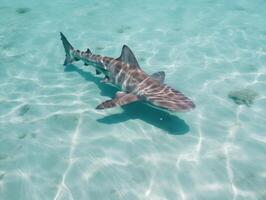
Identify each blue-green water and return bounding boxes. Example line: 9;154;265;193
0;0;266;199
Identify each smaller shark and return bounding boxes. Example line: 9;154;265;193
60;32;195;112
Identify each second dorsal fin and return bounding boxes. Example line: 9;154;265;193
116;45;140;68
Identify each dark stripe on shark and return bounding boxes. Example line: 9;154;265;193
112;62;123;74
117;71;127;85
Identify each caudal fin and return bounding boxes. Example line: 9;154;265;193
60;32;75;65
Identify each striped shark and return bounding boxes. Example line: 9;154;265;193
60;32;195;112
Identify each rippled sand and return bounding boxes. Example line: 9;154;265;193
0;0;266;199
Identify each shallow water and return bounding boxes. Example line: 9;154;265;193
0;0;266;199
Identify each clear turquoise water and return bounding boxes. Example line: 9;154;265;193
0;0;266;199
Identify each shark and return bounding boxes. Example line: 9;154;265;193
60;32;195;112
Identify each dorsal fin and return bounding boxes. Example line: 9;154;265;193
151;71;165;83
116;45;140;68
86;48;91;54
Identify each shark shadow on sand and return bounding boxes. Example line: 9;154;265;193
64;64;190;135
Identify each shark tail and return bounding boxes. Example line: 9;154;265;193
60;32;76;65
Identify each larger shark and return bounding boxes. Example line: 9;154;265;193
60;32;195;112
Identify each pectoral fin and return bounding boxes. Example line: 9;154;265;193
96;92;138;109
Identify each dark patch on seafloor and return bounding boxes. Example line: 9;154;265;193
18;133;27;139
116;25;132;34
232;5;247;12
16;8;31;14
18;104;30;116
31;133;37;138
96;46;104;51
139;57;146;62
228;88;258;106
0;173;6;180
64;64;190;135
0;6;8;10
0;153;8;160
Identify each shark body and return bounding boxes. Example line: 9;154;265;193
60;32;195;112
